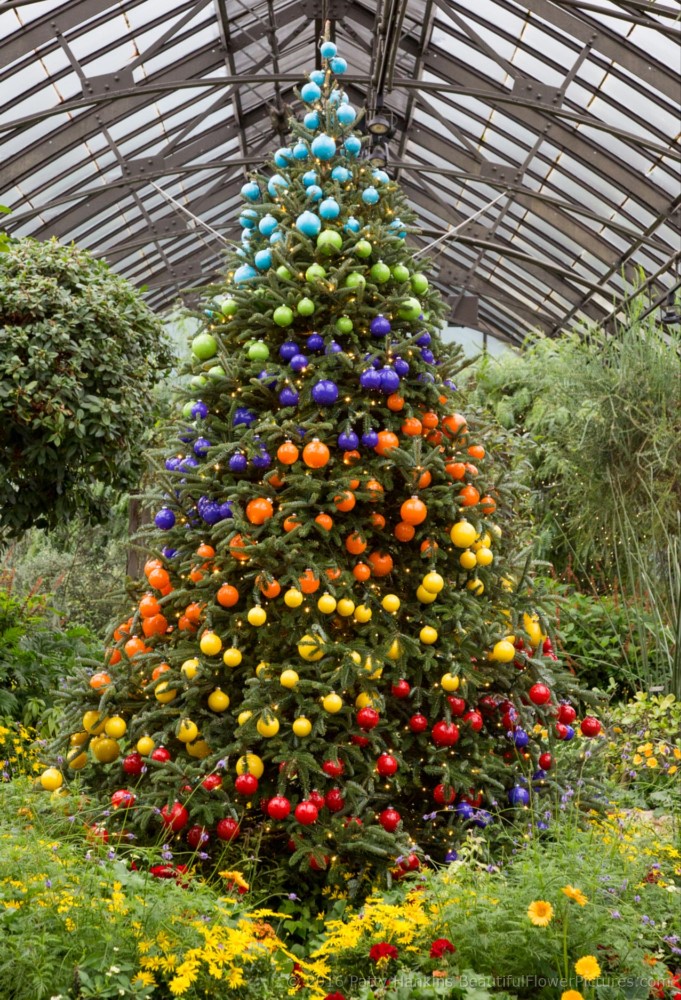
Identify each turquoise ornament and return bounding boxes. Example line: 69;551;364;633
240;181;260;201
362;186;379;205
254;249;272;270
336;104;356;125
295;211;322;237
302;170;318;187
309;69;325;85
344;136;361;156
292;142;309;160
332;166;351;183
234;264;258;284
343;216;360;233
319;197;340;220
330;56;347;74
320;41;337;58
306;185;323;202
311;133;336;160
301;81;321;103
267;173;289;197
304;111;320;129
259;214;278;236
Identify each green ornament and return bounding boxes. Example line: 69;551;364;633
297;297;315;316
398;296;422;321
336;316;353;333
411;272;429;294
306;264;327;283
182;402;194;419
276;265;292;280
273;305;294;327
191;333;218;360
345;272;366;290
392;264;410;283
317;230;343;253
208;365;225;379
370;261;391;284
220;298;237;316
248;342;270;361
191;375;207;389
354;239;372;258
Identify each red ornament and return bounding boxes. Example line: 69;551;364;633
267;795;291;820
151;747;171;762
357;707;380;731
322;759;344;777
433;783;455;805
580;716;601;737
538;752;553;770
478;695;498;716
555;722;571;740
391;679;411;699
376;753;398;776
343;816;363;828
351;734;370;747
409;713;428;733
294;801;319;825
309;854;329;871
216;817;240;841
160;802;189;832
201;774;222;791
461;789;483;807
542;636;554;655
111;790;135;809
309;790;325;810
529;683;551;706
402;853;421;871
431;721;460;747
234;773;258;796
186;825;210;849
122;752;143;775
447;696;466;716
463;710;483;731
325;788;345;812
557;703;577;725
378;807;401;832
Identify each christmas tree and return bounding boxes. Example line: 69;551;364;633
42;39;599;879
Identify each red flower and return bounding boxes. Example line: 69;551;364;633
369;942;399;962
324;994;346;1000
430;937;456;958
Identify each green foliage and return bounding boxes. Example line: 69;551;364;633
0;238;174;537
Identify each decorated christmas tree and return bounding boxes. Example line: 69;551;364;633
42;39;600;880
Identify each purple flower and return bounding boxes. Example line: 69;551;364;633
423;812;438;821
610;910;621;919
198;852;209;860
217;759;227;770
634;894;641;903
44;879;52;888
107;849;116;860
288;893;299;901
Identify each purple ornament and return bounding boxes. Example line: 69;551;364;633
229;453;248;473
361;429;379;448
251;450;271;469
393;357;410;377
161;546;177;558
278;387;299;407
379;368;400;394
219;501;233;519
193;437;211;456
306;333;324;352
165;457;181;472
444;379;457;390
179;455;198;472
199;500;222;525
508;787;530;807
513;729;530;749
420;348;435;365
279;341;300;361
417;372;435;383
325;341;342;354
311;379;339;405
532;769;547;784
415;332;431;347
154;508;175;530
370;315;391;337
445;849;459;862
290;354;309;372
258;370;278;389
455;802;474;821
233;407;255;427
472;809;492;828
178;427;194;443
338;430;359;450
359;369;382;391
560;725;575;741
191;401;208;419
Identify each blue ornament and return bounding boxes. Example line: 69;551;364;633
338;430;359;450
379;368;400;394
303;111;320;130
311;133;336;160
344;136;361;156
359;368;381;391
155;507;175;530
279;341;300;361
191;401;208;419
343;215;360;233
179;455;198;472
532;769;547;785
240;181;260;202
267;173;288;197
295;211;322;237
332;166;351;183
309;69;326;85
372;169;390;184
421;348;435;365
251;449;271;469
161;546;177;559
325;341;342;354
560;725;576;741
306;185;323;202
234;264;257;284
445;849;459;863
258;370;278;389
319;197;340;220
306;333;324;352
416;332;431;347
371;356;383;368
302;170;318;187
229;453;248;473
219;501;233;520
444;379;457;390
320;41;337;58
200;500;222;525
165;457;180;471
455;802;474;821
370;314;392;337
193;436;211;456
472;810;492;828
292;142;308;160
258;214;279;236
513;728;530;748
274;147;293;167
508;787;531;807
361;429;379;447
311;379;339;405
362;186;379;205
393;357;410;377
336;104;356;125
290;353;309;372
279;386;299;407
330;56;347;74
300;81;321;103
178;426;194;443
233;407;255;427
254;248;272;270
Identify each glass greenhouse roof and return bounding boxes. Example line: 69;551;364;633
1;0;679;344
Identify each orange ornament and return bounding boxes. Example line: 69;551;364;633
159;583;173;597
445;461;466;480
229;533;251;561
185;602;203;624
443;413;467;438
375;430;399;456
303;439;330;468
468;444;485;460
346;532;367;555
113;619;133;642
400;496;428;525
465;463;479;477
353;562;371;582
386;393;404;412
246;497;274;525
416;469;432;489
438;394;448;405
147;567;170;590
420;538;439;555
152;663;170;680
315;513;334;531
459;485;480;507
189;567;205;583
217;584;239;608
426;430;443;446
107;648;121;666
371;512;386;529
334;490;356;513
325;567;342;581
480;495;497;514
368;551;394;577
124;636;148;660
343;449;361;465
139;593;161;619
178;615;196;632
277;441;299;465
268;472;285;489
366;479;384;502
349;478;360;490
394;521;415;542
142;614;168;638
144;558;162;579
283;514;299;532
89;671;111;691
299;569;320;594
401;417;422;437
196;543;215;559
421;411;439;430
258;576;281;599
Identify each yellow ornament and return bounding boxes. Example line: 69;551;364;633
317;593;337;614
67;750;88;770
177;719;199;743
322;692;343;713
298;634;324;661
223;647;242;667
136;736;155;755
422;572;444;594
349;650;362;665
82;711;106;735
236;753;264;778
382;594;400;613
337;598;356;617
467;578;484;596
255;660;270;677
490;523;502;539
472;532;492;552
70;731;88;747
284;587;304;608
257;715;280;737
292;717;312;737
420;625;438;645
386;639;402;660
279;669;299;688
459;550;477;570
248;606;267;626
104;716;127;739
91;737;120;763
208;689;230;712
40;767;63;791
501;576;515;592
450;521;477;548
355;691;374;709
440;673;460;691
199;632;222;656
187;739;211;759
523;613;545;647
475;547;494;566
237;710;252;726
491;639;516;663
181;658;199;679
155;682;177;703
354;604;372;623
416;585;437;604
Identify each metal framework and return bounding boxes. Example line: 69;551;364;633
0;0;679;344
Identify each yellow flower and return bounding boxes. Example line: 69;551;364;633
133;971;156;987
669;765;678;775
633;754;643;765
562;885;588;906
218;870;249;891
646;757;658;768
575;955;601;980
562;992;584;1000
527;900;554;926
673;747;681;760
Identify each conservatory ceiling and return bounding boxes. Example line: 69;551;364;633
0;0;679;345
